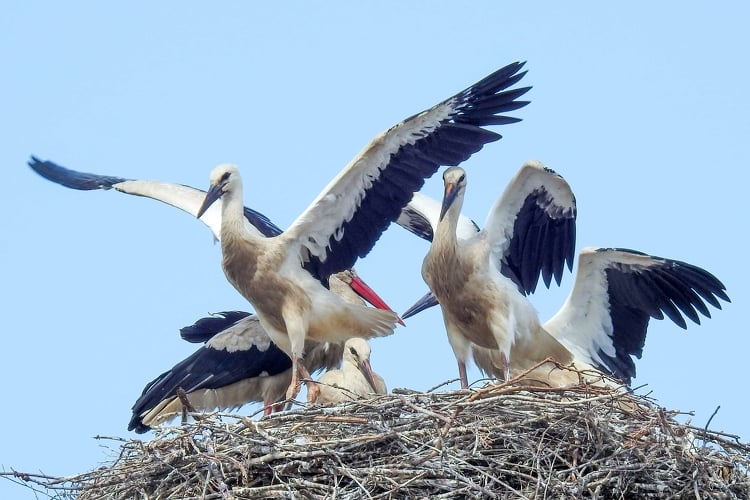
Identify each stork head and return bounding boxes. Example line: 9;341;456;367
197;163;241;218
343;338;379;393
439;166;467;221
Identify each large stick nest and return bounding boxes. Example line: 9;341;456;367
6;382;750;499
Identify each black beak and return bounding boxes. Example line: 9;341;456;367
402;290;440;320
196;184;223;218
439;182;459;221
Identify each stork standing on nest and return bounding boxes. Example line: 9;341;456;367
129;269;380;432
418;162;577;388
313;338;387;405
193;61;531;401
402;164;729;387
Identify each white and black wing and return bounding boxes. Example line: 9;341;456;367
483;160;577;294
545;247;730;384
284;62;531;281
401;160;576;319
27;157;282;238
128;313;291;433
179;310;254;343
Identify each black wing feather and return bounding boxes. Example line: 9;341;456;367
305;62;531;281
128;333;291;433
594;248;729;383
28;157;127;190
179;311;253;343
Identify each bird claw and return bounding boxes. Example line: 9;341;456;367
286;380;301;402
306;381;321;403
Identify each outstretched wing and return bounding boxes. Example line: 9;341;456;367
483;160;576;294
401;160;576;319
283;62;531;281
27;157;282;238
545;247;729;383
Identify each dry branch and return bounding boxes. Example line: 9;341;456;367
3;383;749;499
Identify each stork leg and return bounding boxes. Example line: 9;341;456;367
299;361;320;403
285;355;303;401
263;400;273;416
458;360;469;389
282;312;311;402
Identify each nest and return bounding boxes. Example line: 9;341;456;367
5;381;750;499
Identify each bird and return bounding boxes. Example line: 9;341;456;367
192;61;531;401
313;338;387;405
27;156;289;240
26;157;400;315
400;166;729;387
129;311;292;433
471;247;730;387
28;156;413;409
417;162;577;388
129;269;376;432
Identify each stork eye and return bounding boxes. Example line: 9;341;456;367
458;173;465;183
220;171;231;183
349;347;358;356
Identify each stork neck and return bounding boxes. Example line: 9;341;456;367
436;200;462;246
220;184;247;230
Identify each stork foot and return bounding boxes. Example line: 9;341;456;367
285;380;301;402
306;381;321;403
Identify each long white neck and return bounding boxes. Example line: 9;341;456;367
434;189;464;252
220;182;249;236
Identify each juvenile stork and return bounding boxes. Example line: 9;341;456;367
194;61;531;401
401;166;729;387
129;269;373;432
419;162;577;387
313;338;387;405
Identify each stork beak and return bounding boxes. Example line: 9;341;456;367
358;358;379;393
439;182;459;221
348;274;406;326
196;184;223;219
402;290;440;319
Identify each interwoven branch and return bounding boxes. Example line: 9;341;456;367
3;383;748;499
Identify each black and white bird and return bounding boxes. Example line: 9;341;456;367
413;162;577;387
401;165;729;387
29;60;530;402
129;311;290;433
184;61;532;401
130;270;373;432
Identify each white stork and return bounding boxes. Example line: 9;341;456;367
418;162;577;387
402;165;729;387
313;338;387;405
129;269;374;432
192;62;531;401
130;311;294;432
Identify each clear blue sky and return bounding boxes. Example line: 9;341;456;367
2;2;748;496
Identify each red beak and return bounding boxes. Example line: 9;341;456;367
349;274;406;326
